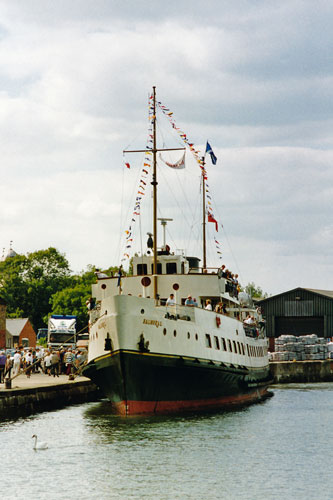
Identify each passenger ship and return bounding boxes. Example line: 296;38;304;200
83;88;271;415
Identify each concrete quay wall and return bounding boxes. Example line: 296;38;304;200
270;360;333;383
0;380;100;416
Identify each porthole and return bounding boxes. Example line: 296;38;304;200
187;332;190;339
105;311;107;315
195;333;198;341
141;309;145;314
163;328;167;336
101;284;106;289
173;330;177;337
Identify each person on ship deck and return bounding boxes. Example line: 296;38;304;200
205;299;212;311
166;293;176;306
215;301;223;313
185;295;194;307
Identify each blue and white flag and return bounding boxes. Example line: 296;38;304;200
205;141;217;165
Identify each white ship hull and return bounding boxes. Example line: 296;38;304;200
83;293;271;415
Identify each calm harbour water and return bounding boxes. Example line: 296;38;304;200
1;384;333;500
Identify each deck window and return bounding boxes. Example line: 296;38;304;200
228;339;232;352
221;338;227;351
151;263;162;274
205;334;212;348
237;342;241;354
246;344;250;356
214;336;220;350
241;343;245;355
166;262;177;274
233;340;237;353
137;263;148;275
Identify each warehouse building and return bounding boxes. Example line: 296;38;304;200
257;288;333;350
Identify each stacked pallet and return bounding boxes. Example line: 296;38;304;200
270;335;333;361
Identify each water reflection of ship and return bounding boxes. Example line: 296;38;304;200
82;87;271;415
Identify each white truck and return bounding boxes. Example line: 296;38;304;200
47;315;77;349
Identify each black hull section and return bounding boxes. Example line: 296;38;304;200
83;350;271;415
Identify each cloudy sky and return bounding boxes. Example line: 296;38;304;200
0;0;332;296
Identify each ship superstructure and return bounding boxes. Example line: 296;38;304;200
84;251;270;415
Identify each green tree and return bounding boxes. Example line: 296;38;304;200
0;247;72;331
244;282;268;299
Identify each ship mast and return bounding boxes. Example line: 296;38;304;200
152;86;158;300
124;86;185;301
202;156;207;271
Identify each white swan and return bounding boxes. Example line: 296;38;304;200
32;434;48;450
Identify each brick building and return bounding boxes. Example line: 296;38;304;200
0;297;36;349
6;318;36;348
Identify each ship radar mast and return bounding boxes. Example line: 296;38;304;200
157;218;173;251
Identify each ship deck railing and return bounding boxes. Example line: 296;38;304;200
159;304;196;322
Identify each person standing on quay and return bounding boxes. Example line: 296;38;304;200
25;349;33;378
12;350;21;376
64;349;74;376
44;351;52;375
4;354;12;379
51;351;60;377
0;351;6;383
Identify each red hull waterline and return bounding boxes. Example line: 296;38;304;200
113;387;271;416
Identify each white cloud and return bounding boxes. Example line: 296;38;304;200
0;0;332;296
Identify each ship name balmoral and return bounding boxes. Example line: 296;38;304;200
143;319;162;328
